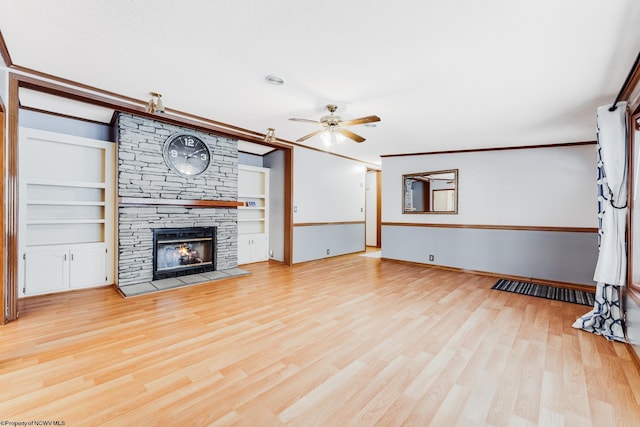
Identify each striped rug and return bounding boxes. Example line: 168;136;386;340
491;279;596;306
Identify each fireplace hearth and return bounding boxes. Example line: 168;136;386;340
153;227;216;280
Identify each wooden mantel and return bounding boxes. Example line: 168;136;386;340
118;197;244;208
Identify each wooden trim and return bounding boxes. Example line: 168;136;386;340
0;30;12;66
380;257;596;292
11;65;296;152
615;53;640;114
381;140;596;158
294;221;366;227
118;197;243;208
13;74;269;144
6;74;19;321
9;65;380;167
382;222;598;233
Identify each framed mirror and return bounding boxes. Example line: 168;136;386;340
402;169;458;214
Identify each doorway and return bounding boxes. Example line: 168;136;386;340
365;169;381;248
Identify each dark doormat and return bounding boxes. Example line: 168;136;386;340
491;279;595;306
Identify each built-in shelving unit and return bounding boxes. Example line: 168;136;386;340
238;165;269;264
18;128;116;296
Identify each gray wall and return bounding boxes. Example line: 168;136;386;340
382;225;598;285
239;151;264;167
293;223;365;264
20;109;113;141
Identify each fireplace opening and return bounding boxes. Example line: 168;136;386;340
152;227;216;280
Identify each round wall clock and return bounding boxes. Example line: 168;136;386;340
163;133;211;178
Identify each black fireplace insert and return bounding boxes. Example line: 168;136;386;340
152;227;216;280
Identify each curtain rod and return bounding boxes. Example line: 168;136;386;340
609;50;640;111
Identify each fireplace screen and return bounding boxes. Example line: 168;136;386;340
153;227;216;280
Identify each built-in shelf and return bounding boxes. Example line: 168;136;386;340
238;165;269;264
27;200;106;206
27;178;106;189
26;219;106;225
19;128;116;297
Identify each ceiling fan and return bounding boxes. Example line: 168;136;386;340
289;104;380;143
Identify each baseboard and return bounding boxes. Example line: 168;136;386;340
380;257;595;293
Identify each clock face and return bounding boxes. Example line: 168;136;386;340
163;133;211;178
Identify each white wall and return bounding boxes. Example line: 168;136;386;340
293;147;367;262
383;144;597;227
293;147;366;223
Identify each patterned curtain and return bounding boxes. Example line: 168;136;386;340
573;102;627;342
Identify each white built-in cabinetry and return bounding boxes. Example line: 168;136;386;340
238;165;269;264
18;128;116;296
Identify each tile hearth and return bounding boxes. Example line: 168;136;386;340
118;268;250;297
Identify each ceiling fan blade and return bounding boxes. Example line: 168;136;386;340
289;118;321;124
297;129;324;142
339;128;366;143
340;115;381;127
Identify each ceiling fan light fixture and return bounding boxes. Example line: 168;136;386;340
290;104;380;144
321;126;345;147
265;75;285;85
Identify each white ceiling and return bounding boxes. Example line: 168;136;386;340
2;0;640;165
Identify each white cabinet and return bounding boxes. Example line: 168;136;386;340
69;246;109;289
24;247;68;295
24;244;110;296
238;233;268;265
18;128;116;296
238;165;269;264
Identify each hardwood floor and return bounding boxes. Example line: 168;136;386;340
1;254;639;426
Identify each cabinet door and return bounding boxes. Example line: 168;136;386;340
70;247;108;288
238;234;252;265
250;234;268;262
24;248;68;296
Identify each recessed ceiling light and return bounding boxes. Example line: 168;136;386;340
265;75;285;85
364;123;377;128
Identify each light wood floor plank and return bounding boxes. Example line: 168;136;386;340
1;254;639;425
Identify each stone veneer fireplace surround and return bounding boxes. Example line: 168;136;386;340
116;113;242;291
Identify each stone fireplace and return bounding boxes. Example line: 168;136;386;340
116;113;239;288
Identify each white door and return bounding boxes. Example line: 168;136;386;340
70;246;109;288
24;247;68;296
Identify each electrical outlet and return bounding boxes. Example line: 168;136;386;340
429;254;435;261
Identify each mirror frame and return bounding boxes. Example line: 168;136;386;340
402;169;458;214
